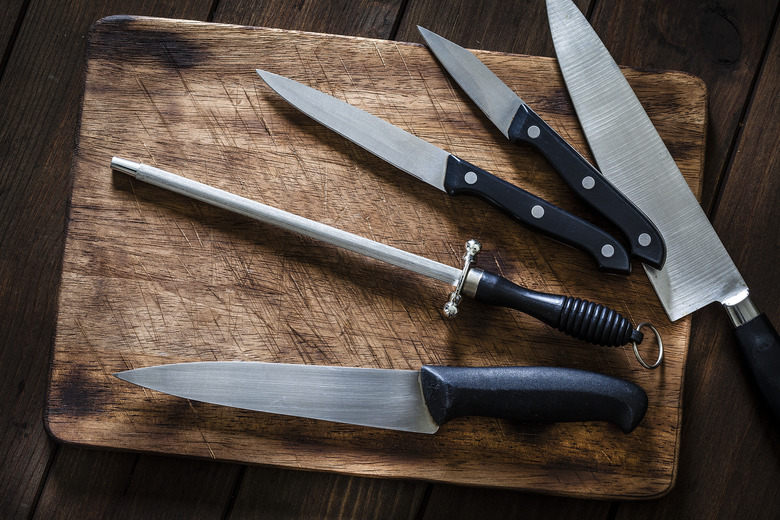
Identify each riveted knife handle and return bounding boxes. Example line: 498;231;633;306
507;104;666;269
443;155;631;275
420;365;647;433
471;269;643;347
734;313;780;422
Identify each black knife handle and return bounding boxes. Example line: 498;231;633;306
420;365;648;433
506;104;666;269
443;155;630;275
470;269;643;347
733;313;780;422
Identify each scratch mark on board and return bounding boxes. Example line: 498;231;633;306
394;44;414;80
373;41;386;67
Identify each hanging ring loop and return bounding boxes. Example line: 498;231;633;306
633;322;663;369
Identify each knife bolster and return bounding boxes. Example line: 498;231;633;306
725;293;760;327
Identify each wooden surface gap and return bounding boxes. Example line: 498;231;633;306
709;9;780;220
0;0;30;81
388;0;411;40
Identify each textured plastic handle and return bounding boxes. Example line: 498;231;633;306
506;104;666;269
472;270;643;346
420;365;648;433
442;155;631;275
734;314;780;422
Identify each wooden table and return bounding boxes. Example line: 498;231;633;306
1;0;778;517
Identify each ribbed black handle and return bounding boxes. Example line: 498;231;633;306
443;155;631;275
472;270;643;347
507;104;666;269
420;365;648;433
558;296;642;346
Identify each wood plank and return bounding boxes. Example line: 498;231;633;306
32;448;241;519
0;0;27;74
230;467;427;519
587;0;779;211
420;485;611;519
396;0;591;55
615;14;780;520
47;16;704;498
0;1;215;518
214;0;404;38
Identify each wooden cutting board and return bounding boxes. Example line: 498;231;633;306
48;15;706;499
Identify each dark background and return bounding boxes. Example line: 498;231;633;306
1;0;778;518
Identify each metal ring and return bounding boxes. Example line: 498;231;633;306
632;322;663;369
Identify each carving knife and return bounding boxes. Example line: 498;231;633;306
417;26;665;269
115;361;648;433
547;0;780;418
111;157;653;354
255;69;631;275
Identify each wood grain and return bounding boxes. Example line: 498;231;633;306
45;16;705;498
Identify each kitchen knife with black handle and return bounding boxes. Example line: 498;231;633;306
116;362;649;433
418;26;665;270
256;69;632;275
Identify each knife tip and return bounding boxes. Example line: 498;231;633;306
256;68;275;81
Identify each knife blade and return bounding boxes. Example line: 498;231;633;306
417;26;665;270
547;0;780;419
111;157;650;353
255;69;631;275
115;361;648;433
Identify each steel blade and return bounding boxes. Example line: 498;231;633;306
111;158;462;287
116;361;439;434
547;0;746;320
418;26;523;138
256;69;451;191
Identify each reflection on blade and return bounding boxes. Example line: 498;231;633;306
116;361;439;434
418;26;523;137
257;69;451;191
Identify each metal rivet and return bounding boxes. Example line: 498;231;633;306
531;205;545;219
601;244;615;258
638;233;652;246
464;171;478;185
527;125;541;139
582;176;595;189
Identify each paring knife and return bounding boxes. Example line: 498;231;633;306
115;362;649;433
111;157;652;353
547;0;780;418
417;26;665;270
256;69;632;275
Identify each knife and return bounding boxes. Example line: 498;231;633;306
111;157;656;356
417;26;665;270
255;69;631;275
547;0;780;418
115;361;649;433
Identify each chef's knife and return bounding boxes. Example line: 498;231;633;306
547;0;780;419
417;26;665;270
256;69;631;275
111;157;651;352
115;362;648;433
